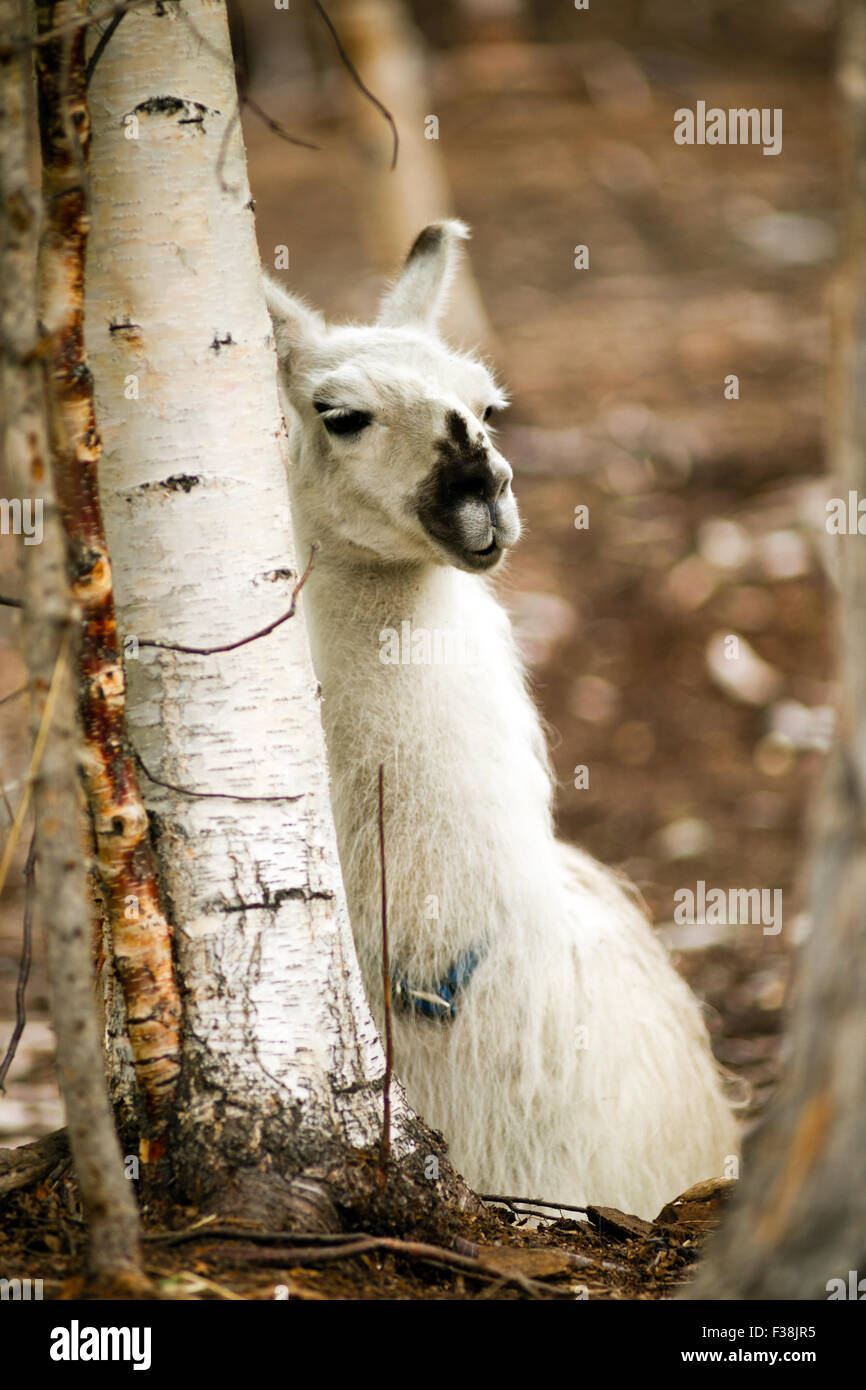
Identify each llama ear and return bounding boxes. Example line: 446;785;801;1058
376;220;470;331
264;276;325;370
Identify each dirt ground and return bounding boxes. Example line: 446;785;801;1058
0;2;839;1296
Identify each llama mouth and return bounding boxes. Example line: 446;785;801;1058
419;517;506;571
460;538;503;571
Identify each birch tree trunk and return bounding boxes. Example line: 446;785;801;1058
84;0;458;1218
688;1;866;1299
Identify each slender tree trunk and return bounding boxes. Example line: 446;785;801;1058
328;0;494;352
32;0;183;1146
1;0;146;1292
85;0;466;1219
688;2;866;1299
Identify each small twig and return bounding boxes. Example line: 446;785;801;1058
479;1193;590;1215
214;104;242;194
0;595;24;609
310;0;399;171
0;629;71;904
143;1224;365;1247
378;763;392;1175
215;96;320;194
0;684;27;706
133;749;301;805
171;4;318;190
0;0;154;60
243;93;320;152
138;545;316;656
0;832;36;1092
84;7;126;87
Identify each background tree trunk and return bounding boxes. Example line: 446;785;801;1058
1;0;145;1291
32;0;183;1145
84;0;462;1219
688;1;866;1299
328;0;494;352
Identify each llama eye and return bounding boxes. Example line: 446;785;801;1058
314;403;373;437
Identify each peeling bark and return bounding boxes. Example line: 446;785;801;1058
33;0;182;1136
1;0;146;1289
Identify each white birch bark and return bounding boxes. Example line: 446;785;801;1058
84;0;421;1203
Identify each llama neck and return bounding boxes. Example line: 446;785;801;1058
293;518;561;980
305;550;474;669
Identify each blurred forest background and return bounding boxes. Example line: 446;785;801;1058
0;0;839;1158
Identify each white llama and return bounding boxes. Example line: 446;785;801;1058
266;222;738;1218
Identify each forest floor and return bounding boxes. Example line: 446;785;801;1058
0;10;838;1297
0;1153;732;1300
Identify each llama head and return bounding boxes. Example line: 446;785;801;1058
266;221;520;572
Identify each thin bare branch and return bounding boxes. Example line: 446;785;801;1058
0;831;35;1091
83;5;126;87
139;543;317;656
479;1193;590;1215
0;0;153;60
242;91;320;152
0;629;71;903
171;2;319;177
310;0;399;170
377;762;392;1174
134;748;302;804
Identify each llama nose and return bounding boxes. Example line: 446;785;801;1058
485;460;512;519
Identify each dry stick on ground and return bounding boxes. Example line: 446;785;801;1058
193;1234;575;1299
34;0;182;1139
687;0;866;1300
141;1221;630;1278
2;0;147;1291
479;1194;590;1215
0;1129;69;1197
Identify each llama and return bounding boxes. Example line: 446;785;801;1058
265;223;738;1218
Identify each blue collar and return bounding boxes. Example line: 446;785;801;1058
393;948;481;1020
